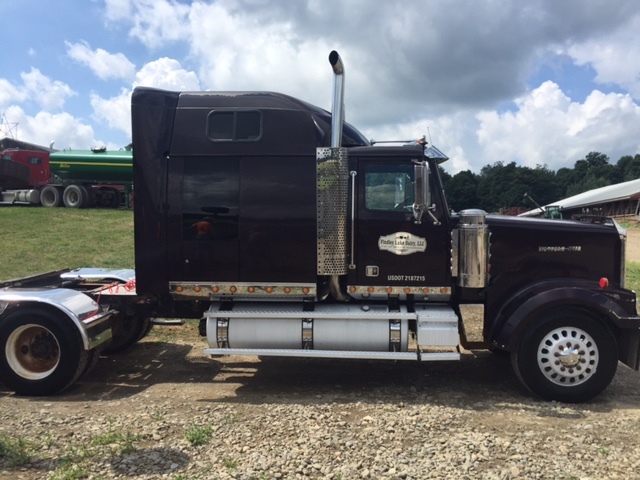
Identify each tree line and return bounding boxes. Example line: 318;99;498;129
439;152;640;213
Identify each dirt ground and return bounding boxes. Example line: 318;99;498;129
627;228;640;262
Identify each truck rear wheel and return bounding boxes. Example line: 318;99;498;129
63;185;87;208
97;187;120;208
102;314;151;354
40;185;63;207
0;308;89;396
511;309;618;403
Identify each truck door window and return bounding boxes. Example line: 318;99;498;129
207;110;262;141
365;164;415;212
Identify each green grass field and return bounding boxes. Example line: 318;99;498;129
0;207;134;281
626;262;640;294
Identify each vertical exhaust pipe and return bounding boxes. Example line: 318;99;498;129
329;51;345;148
320;50;350;302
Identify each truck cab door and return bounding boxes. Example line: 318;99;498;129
350;156;451;292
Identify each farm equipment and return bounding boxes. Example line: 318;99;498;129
0;147;132;208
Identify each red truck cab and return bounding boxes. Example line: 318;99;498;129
0;149;50;189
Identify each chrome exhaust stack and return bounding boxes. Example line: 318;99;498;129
317;51;350;301
329;50;345;148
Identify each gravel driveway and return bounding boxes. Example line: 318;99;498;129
2;230;640;480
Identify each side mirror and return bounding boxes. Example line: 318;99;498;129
412;161;430;224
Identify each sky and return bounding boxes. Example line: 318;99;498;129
1;0;640;175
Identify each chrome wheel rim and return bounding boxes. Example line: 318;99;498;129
6;324;60;380
537;327;598;386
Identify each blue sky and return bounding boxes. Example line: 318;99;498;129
2;0;640;174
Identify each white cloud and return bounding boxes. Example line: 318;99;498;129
476;81;640;170
362;114;477;174
90;88;131;136
3;105;95;150
104;0;190;48
66;41;136;81
134;57;200;90
89;58;200;138
104;0;132;21
20;69;76;111
566;15;640;99
0;78;26;108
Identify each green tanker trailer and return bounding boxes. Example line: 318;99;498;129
44;148;133;208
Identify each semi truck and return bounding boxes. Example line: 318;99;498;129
0;51;639;402
0;147;132;208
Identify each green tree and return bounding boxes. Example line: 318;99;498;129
616;154;640;181
566;152;614;197
444;170;479;211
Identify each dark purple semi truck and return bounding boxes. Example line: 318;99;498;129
1;52;638;402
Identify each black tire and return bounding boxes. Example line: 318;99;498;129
62;185;87;208
40;185;63;207
136;316;154;342
80;346;103;378
79;185;94;208
0;308;89;396
511;309;618;403
102;315;150;354
99;187;120;208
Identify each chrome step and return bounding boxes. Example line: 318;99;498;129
415;305;459;348
204;348;460;361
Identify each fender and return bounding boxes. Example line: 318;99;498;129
0;288;114;350
490;279;640;351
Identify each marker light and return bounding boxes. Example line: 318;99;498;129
599;277;609;289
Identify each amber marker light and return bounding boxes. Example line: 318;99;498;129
386;287;393;294
349;286;356;293
368;287;375;293
266;287;273;293
212;286;219;293
248;287;255;293
176;286;183;293
230;286;237;293
599;277;609;289
194;286;201;293
303;287;310;294
284;287;292;294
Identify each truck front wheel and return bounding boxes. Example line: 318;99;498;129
0;309;89;396
511;309;618;403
